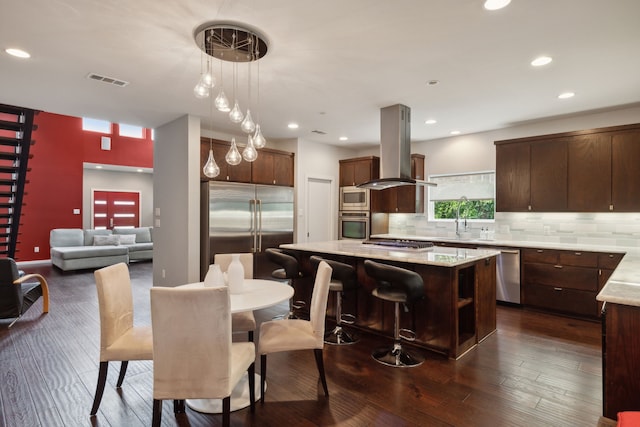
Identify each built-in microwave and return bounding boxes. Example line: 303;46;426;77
339;186;370;211
338;211;370;240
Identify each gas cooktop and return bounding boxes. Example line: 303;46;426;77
362;239;434;251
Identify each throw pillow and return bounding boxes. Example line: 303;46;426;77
93;235;120;246
118;234;137;245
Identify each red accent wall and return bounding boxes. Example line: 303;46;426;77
17;111;153;262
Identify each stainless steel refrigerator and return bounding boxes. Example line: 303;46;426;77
200;181;295;280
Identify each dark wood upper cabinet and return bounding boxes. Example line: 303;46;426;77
496;123;640;212
252;150;295;186
567;133;611;211
339;156;379;187
530;138;568;211
200;138;294;187
371;154;425;213
495;141;531;211
612;128;640;211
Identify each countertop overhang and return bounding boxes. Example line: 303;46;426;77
281;240;499;268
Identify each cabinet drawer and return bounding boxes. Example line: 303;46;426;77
524;283;598;317
522;248;558;264
558;251;598;267
523;263;598;291
599;253;624;270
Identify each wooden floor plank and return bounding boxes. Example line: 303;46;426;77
0;262;607;426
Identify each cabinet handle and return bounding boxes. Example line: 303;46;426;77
609;205;614;211
574;252;582;256
528;205;532;211
608;254;614;258
554;265;563;269
536;249;543;253
553;287;563;291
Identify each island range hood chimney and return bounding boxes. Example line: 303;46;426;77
357;104;436;190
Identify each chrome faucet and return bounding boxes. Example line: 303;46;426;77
455;196;468;237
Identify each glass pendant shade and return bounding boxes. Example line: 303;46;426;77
225;138;242;165
229;100;244;123
214;89;230;112
203;148;220;178
253;124;266;149
202;70;216;88
240;109;256;133
193;82;210;99
242;135;258;162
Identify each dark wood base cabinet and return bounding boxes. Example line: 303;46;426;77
522;248;623;319
603;303;640;419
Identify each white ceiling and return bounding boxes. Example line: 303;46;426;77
1;0;639;148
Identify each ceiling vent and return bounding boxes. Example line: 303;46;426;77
86;73;129;87
311;129;327;135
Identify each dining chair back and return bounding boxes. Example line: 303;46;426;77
90;262;153;416
150;286;255;427
214;253;256;341
258;260;333;400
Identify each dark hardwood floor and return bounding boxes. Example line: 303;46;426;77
0;262;610;426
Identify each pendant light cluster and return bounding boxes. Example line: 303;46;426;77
194;22;269;178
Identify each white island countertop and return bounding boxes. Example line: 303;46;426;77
280;240;499;268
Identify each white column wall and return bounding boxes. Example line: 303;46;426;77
153;114;201;287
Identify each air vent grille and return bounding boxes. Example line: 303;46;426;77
311;130;327;135
87;73;129;87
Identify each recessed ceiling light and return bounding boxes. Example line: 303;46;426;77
5;48;30;58
558;92;575;99
96;165;103;169
450;130;461;135
531;56;553;67
137;169;143;173
287;123;299;129
425;119;437;125
339;136;348;141
484;0;511;10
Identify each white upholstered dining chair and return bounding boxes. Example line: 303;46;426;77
150;286;255;427
258;260;333;401
90;263;153;416
214;253;256;341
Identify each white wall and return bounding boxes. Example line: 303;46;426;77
82;168;153;228
153;114;201;287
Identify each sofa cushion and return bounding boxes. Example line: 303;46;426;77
50;229;84;248
51;245;128;260
118;234;137;245
113;227;152;243
84;229;113;246
93;235;120;246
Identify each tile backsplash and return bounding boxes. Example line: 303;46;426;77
387;212;640;251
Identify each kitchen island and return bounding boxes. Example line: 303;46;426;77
281;240;499;359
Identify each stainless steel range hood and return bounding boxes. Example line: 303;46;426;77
357;104;436;190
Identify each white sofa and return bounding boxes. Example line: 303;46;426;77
49;227;153;271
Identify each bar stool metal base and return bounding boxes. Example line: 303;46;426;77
324;325;359;345
372;342;424;367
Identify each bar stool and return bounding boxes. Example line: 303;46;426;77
364;259;425;367
265;248;305;319
310;256;359;345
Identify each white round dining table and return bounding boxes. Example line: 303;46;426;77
177;278;294;414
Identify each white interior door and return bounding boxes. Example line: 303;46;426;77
306;177;333;242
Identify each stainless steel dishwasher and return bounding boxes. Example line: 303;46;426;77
492;247;521;304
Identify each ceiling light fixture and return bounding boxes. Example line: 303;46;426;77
450;130;461;135
558;92;575;99
425;119;437;125
5;48;30;58
531;56;553;67
194;22;269;167
484;0;511;11
288;123;299;129
339;136;348;141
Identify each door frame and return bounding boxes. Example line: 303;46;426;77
304;174;336;243
91;188;142;229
